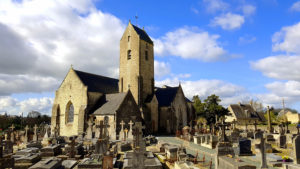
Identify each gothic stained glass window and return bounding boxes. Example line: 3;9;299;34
67;103;74;123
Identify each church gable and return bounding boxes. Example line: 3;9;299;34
58;67;86;92
155;86;179;107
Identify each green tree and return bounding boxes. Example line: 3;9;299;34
204;94;229;124
192;95;205;118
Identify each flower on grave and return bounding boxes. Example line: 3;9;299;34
282;156;289;160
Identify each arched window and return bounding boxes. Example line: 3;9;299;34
66;102;74;123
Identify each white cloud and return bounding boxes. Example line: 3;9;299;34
242;4;256;16
272;22;300;54
211;13;245;30
0;96;53;115
256;81;300;108
202;0;229;13
239;35;256;45
251;55;300;81
290;1;300;12
0;0;125;95
155;78;249;106
154;61;171;78
154;27;227;62
265;81;300;97
0;74;59;95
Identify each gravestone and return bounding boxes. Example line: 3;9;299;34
77;156;102;169
234;138;253;156
24;125;29;144
255;133;268;169
33;124;38;142
95;121;108;154
42;125;50;146
128;120;134;140
29;157;62;169
62;160;77;169
14;153;41;169
10;124;15;143
85;119;93;140
215;119;234;164
293;135;300;164
68;137;76;158
279;134;287;149
124;128;128;141
230;130;240;143
133;122;145;151
119;120;125;141
218;156;256;169
267;106;274;133
41;144;62;157
110;120;117;140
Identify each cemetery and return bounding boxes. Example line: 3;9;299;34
0;107;299;169
0;4;300;169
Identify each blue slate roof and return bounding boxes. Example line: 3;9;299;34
74;70;119;93
155;86;179;107
132;24;153;44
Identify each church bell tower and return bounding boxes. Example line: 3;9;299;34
119;21;154;107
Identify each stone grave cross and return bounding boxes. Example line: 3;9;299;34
33;124;38;142
10;124;15;143
120;120;125;131
218;119;229;142
86;119;93;139
255;133;268;169
43;125;49;139
97;120;105;139
119;120;125;141
128;120;134;140
103;118;110;140
24;125;29;143
133;122;145;149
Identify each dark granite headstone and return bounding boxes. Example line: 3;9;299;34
279;135;287;148
237;139;252;156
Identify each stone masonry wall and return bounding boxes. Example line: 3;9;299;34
51;68;88;137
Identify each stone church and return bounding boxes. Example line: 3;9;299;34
51;22;194;137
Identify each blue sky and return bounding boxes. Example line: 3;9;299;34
0;0;300;115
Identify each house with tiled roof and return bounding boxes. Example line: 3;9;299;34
226;103;266;125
